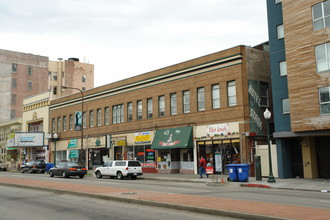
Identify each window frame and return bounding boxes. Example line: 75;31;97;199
27;81;33;91
63;116;67;131
279;61;287;76
227;81;237;107
147;98;153;119
57;117;61;132
97;108;101;127
137;100;143;120
212;84;220;109
183;90;190;113
319;86;330;115
127;102;133;122
277;24;284;39
282;98;290;114
197;87;205;111
158;95;165;117
312;1;330;31
69;114;73;130
170;93;177;115
104;107;110;125
89;110;94;127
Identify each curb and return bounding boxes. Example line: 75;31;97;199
0;181;289;220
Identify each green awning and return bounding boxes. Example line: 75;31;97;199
151;126;193;149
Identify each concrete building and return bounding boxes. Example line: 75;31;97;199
267;0;330;179
0;118;22;168
49;45;272;174
0;49;49;123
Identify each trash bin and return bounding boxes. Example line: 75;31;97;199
237;164;250;182
227;164;239;182
46;163;54;173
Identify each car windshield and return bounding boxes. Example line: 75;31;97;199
66;163;79;167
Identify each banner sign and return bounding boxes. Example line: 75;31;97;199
68;139;78;148
207;124;229;136
69;150;79;158
14;132;44;147
135;131;151;144
74;111;82;131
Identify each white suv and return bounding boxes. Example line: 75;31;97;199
95;160;143;180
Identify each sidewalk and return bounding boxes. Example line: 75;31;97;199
140;173;330;193
1;171;330;219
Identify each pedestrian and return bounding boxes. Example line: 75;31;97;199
199;156;209;178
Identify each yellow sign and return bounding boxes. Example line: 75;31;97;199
116;141;127;146
135;131;151;144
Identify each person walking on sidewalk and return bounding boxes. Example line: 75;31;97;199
199;156;209;178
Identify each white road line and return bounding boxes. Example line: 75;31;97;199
167;187;211;192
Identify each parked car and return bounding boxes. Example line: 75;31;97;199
21;160;46;173
0;162;8;171
49;162;87;178
95;160;143;180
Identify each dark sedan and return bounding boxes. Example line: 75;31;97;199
49;162;87;178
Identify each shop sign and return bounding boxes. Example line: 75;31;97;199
69;150;79;158
135;131;151;144
14;132;44;147
116;140;127;146
207;124;229;136
68;139;78;148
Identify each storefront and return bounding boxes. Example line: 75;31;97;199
195;123;240;174
151;126;194;174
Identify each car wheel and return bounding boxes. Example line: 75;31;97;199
62;171;69;178
131;175;137;180
117;171;123;180
49;171;54;177
95;171;102;179
79;175;84;179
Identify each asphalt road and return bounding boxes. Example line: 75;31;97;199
2;172;330;210
0;185;237;220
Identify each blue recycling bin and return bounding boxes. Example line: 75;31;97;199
237;164;250;182
46;163;54;173
227;164;239;182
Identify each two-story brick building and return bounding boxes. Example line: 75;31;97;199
49;45;271;174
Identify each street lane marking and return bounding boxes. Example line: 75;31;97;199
167;187;211;192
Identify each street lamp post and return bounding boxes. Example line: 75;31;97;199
61;86;85;166
263;108;276;183
53;133;58;166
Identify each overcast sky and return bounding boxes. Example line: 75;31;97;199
0;0;268;87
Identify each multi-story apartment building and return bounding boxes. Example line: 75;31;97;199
267;0;330;179
0;49;49;123
49;58;94;99
49;45;271;174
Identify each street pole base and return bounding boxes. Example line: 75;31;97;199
267;176;276;183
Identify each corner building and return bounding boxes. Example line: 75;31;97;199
49;45;271;174
267;0;330;179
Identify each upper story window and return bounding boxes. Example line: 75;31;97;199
104;107;109;125
282;98;290;114
137;100;143;120
319;86;330;115
69;114;73;130
312;1;330;31
63;116;67;131
275;0;282;3
57;117;61;132
159;95;165;117
53;72;57;81
12;63;17;72
11;94;16;105
28;66;32;75
12;79;17;89
212;84;220;109
97;108;101;126
197;87;205;111
113;104;124;124
82;75;86;82
277;24;284;39
52;118;56;133
183;90;190;113
82;112;86;128
147;98;153;119
89;110;94;127
315;42;330;72
127;102;133;122
27;81;33;91
227;81;237;106
170;93;177;115
260;82;269;107
279;61;287;76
